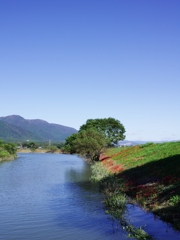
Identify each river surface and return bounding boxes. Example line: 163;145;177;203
0;153;127;240
0;153;180;240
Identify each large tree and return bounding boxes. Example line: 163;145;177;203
63;117;126;161
79;117;125;145
73;128;108;161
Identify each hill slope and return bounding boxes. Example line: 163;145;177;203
0;115;77;142
0;120;43;142
102;141;180;230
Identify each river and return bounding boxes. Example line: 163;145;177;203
0;153;128;240
0;153;180;240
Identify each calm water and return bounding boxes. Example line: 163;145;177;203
0;153;127;240
0;153;180;240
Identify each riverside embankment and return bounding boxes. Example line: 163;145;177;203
91;141;180;239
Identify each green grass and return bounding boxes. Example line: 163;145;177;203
90;162;110;181
90;142;180;238
104;141;180;230
107;142;180;170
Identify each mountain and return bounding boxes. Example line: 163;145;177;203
0;115;78;142
118;140;168;147
118;140;149;146
0;120;43;142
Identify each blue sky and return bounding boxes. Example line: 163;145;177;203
1;0;180;141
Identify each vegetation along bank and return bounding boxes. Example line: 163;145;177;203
0;140;17;162
91;141;180;238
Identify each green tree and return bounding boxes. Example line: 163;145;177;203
47;145;58;153
28;141;38;151
79;117;125;146
0;140;17;159
54;142;65;149
62;133;78;154
63;118;126;161
4;143;16;155
73;128;108;162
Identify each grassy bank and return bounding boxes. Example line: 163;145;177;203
91;162;153;239
95;141;180;233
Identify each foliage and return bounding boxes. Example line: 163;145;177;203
79;117;126;145
0;140;17;160
63;117;126;162
45;143;64;153
73;128;108;161
91;163;153;239
105;193;127;211
90;162;110;181
169;195;180;205
62;133;78;154
3;143;16;155
22;141;38;150
0;149;10;158
54;142;65;149
29;142;38;150
46;145;58;153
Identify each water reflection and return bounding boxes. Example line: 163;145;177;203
48;156;126;239
1;153;179;240
0;153;127;240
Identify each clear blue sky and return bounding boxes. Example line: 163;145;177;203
1;0;180;141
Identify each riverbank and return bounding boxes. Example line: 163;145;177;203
93;141;180;233
17;148;62;154
0;154;17;162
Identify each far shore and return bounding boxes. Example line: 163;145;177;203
17;148;62;154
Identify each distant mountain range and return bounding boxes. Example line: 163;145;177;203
118;140;169;146
118;140;148;146
0;115;78;142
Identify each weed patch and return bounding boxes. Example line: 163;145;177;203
91;163;154;239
